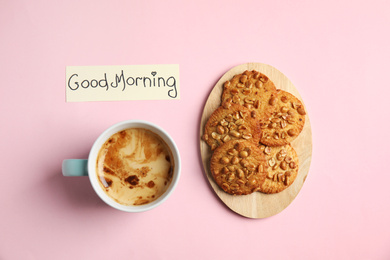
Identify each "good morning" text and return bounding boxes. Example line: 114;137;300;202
68;70;178;98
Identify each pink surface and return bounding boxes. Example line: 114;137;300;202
1;0;389;259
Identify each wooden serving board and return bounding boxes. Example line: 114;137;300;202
199;63;312;218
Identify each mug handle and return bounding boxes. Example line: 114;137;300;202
62;159;88;176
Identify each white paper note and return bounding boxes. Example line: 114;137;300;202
66;64;180;102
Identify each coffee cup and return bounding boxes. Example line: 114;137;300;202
62;120;181;212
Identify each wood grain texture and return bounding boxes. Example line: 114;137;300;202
199;63;312;218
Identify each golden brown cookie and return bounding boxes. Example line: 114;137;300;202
210;140;267;195
259;89;306;146
258;144;299;194
203;102;261;150
221;70;277;123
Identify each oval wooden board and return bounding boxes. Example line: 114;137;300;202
199;63;312;218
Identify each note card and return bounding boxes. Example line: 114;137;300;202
66;64;180;102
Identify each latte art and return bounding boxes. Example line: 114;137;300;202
96;128;174;206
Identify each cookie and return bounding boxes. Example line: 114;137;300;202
259;89;306;146
203;102;261;150
210;140;267;195
258;144;299;194
221;70;277;123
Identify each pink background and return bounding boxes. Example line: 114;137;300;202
1;0;389;259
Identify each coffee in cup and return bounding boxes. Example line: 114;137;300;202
96;128;174;206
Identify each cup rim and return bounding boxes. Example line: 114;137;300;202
88;120;181;212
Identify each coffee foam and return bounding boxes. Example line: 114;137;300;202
96;128;174;206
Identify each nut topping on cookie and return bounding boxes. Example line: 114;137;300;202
259;89;306;147
222;70;277;123
258;144;299;194
203;103;261;150
210;140;267;195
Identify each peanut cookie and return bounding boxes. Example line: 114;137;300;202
259;89;306;146
221;70;277;123
258;144;299;194
203;102;261;150
210;140;267;195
